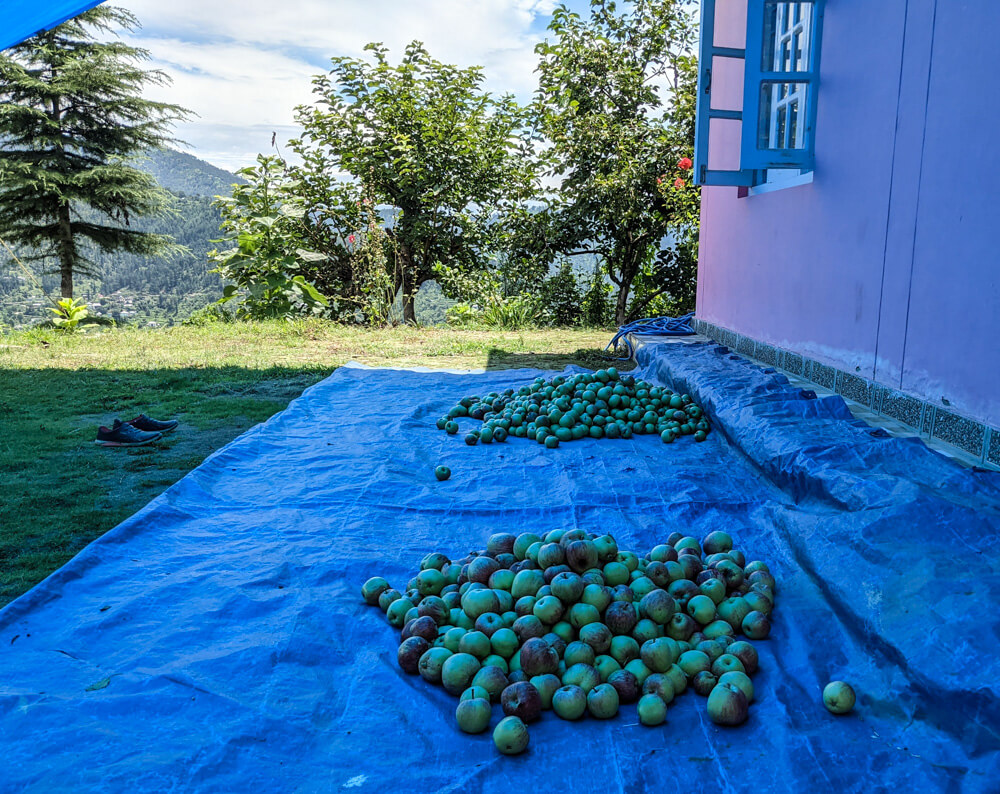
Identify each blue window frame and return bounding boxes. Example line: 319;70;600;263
694;0;826;188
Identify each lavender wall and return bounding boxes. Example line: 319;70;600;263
697;0;1000;427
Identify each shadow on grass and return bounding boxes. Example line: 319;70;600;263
0;365;331;608
484;347;634;372
0;348;629;607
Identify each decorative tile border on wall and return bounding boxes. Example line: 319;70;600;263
693;319;1000;467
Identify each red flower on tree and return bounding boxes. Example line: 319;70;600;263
674;177;686;189
678;157;693;170
348;234;356;244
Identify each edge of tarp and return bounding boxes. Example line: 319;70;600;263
0;1;106;52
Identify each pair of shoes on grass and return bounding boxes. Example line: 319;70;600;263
95;415;179;447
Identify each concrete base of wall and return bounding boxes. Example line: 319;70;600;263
692;319;1000;471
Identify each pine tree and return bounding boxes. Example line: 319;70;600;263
0;6;189;298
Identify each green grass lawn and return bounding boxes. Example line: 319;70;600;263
0;321;626;607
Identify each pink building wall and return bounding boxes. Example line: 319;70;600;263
697;0;1000;428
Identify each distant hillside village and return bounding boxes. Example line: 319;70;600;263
0;148;240;329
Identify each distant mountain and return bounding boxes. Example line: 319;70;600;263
0;148;243;328
138;148;245;197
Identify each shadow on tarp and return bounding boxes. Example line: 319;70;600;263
484;347;626;372
0;351;998;793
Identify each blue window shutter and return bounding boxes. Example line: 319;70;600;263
741;0;826;171
693;0;755;187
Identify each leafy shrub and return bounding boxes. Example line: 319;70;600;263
581;265;614;328
183;303;237;326
540;261;583;327
209;155;334;320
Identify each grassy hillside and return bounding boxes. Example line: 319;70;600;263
0;322;622;607
0;148;241;328
140;147;246;197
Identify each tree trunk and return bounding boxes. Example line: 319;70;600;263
398;240;417;324
57;200;74;299
614;280;630;328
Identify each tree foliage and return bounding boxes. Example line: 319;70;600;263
0;6;189;298
534;0;700;325
292;42;538;323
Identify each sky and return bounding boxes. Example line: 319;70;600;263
114;0;592;172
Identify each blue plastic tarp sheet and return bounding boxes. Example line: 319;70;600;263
2;345;999;793
0;1;105;51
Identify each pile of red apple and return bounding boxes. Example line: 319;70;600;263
361;529;775;755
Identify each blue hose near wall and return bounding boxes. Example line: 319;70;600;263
606;312;696;358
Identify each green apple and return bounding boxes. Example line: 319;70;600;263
482;654;509;673
686;595;717;626
472;665;509;701
707;682;748;726
727;640;759;675
378;588;402;613
632;618;661;644
578;622;612;654
386;597;415;628
511;569;545;599
551;621;576;643
594;654;622;682
637;693;668;726
461;589;500;620
691;670;717;696
586;683;620;719
361;576;390;605
562;662;601;693
581;584;613;613
719;671;754;703
642;673;675;704
456;698;491;734
564;641;596;667
489;569;515;592
639;589;676;625
459;630;492;660
460;685;490;702
603;562;630;586
742;611;771;640
702;531;732;555
678;649;711;677
490;627;519;659
513;533;542;561
530;673;562;709
441;652;482;695
712;653;746;678
823;681;856;714
549;571;587;600
493;716;529;755
552;684;587;720
623;658;652;686
640;638;675;673
568;602;601;629
532;595;565;625
418;646;453;685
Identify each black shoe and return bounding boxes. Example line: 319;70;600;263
95;419;162;447
126;414;179;434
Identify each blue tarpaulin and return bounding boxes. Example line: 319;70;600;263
2;344;999;792
0;1;105;51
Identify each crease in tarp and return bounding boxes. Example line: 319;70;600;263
1;346;999;793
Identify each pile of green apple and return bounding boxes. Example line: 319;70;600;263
435;368;712;448
362;529;776;755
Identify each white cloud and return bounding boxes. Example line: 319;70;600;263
114;0;566;170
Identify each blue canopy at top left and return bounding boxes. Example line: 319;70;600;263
0;1;106;52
